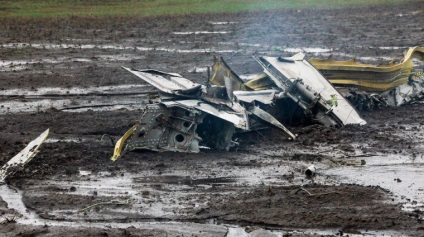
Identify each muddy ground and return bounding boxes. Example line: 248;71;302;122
1;2;424;236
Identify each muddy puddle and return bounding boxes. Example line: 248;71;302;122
0;165;410;237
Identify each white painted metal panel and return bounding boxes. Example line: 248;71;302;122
233;90;276;104
122;67;200;94
261;56;366;125
0;129;50;183
162;100;249;130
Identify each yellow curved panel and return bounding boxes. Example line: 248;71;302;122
244;73;275;90
309;47;423;72
210;57;252;91
309;47;424;91
111;125;138;161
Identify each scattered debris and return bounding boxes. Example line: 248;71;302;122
295;187;339;197
0;129;49;184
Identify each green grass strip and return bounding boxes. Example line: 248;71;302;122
0;0;418;18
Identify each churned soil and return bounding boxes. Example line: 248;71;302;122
1;1;424;236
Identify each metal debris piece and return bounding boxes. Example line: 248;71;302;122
0;129;49;184
211;55;366;127
233;90;276;104
382;74;424;106
347;91;388;111
122;67;203;98
254;54;366;126
347;72;424;110
305;165;316;176
209;56;252;91
309;46;424;92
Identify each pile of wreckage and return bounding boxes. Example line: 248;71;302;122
110;53;367;161
111;47;424;160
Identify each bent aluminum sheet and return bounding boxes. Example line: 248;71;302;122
250;106;296;139
258;55;366;126
0;129;49;184
161;100;249;130
233;90;277;104
122;67;202;95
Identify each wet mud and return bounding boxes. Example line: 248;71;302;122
1;2;424;236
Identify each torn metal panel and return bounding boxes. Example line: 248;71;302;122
124;104;205;154
224;76;235;100
0;129;49;184
111;100;245;161
255;54;366;126
122;67;203;97
249;106;296;140
162;100;250;131
233;90;277;104
113;64;297;159
210;56;252;91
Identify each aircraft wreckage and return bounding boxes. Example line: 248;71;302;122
112;47;424;160
111;48;424;160
111;53;366;161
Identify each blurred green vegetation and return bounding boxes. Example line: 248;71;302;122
0;0;418;18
